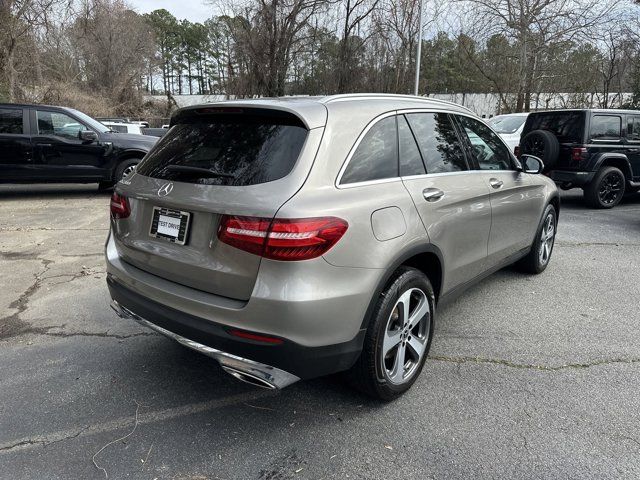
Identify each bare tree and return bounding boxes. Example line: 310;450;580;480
460;0;623;111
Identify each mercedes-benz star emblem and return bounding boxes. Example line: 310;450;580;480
157;182;174;197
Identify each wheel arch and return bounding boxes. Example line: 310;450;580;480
593;154;633;182
359;244;444;332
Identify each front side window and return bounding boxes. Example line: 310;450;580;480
37;111;90;140
341;116;398;184
406;113;467;174
628;116;640;142
0;108;23;134
457;115;514;170
591;115;621;141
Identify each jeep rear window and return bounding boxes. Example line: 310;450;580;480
524;111;585;144
136;113;308;186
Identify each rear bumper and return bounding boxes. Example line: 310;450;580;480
550;170;594;187
108;276;365;381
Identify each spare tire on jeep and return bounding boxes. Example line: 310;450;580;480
521;130;560;171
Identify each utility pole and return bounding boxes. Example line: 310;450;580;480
414;0;425;96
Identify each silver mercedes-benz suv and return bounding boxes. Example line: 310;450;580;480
106;94;559;400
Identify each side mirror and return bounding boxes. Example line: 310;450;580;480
79;130;98;143
520;154;544;174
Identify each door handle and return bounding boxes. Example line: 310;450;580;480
423;188;445;202
36;143;53;147
489;178;504;189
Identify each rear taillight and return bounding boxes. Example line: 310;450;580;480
514;145;521;158
571;147;588;163
110;192;130;219
217;216;348;261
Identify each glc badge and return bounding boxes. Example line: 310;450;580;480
157;182;174;197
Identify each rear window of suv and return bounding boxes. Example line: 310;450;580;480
136;112;308;186
524;111;585;143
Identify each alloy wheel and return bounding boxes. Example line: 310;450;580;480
598;172;623;206
538;212;555;266
122;164;136;179
381;288;430;385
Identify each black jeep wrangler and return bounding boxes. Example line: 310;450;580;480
0;103;158;189
519;109;640;208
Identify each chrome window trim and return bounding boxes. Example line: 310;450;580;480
335;110;399;188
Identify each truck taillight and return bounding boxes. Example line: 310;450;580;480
110;192;130;219
571;147;588;163
217;216;348;261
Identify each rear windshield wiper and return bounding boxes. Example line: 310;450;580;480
163;165;236;179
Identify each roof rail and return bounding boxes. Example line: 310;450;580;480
320;93;475;115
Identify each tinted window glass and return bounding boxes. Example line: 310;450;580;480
525;111;585;143
0;108;23;134
398;115;425;176
341;116;398;184
629;116;640;141
110;125;128;133
590;115;621;140
457;115;513;170
406;113;467;173
136;116;308;186
37;111;89;140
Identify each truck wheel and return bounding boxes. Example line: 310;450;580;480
346;267;435;401
584;166;625;209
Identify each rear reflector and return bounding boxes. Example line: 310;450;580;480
110;192;130;219
229;329;284;344
218;216;348;261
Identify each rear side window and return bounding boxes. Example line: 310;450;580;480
590;115;621;141
524;111;585;143
136;114;308;186
110;125;127;133
629;116;640;141
341;116;398;184
0;108;23;134
406;113;467;173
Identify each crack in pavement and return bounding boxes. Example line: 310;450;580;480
0;391;277;454
0;257;113;340
429;355;640;371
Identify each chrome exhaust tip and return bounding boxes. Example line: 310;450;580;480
221;366;277;390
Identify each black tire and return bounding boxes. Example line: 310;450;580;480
115;158;141;182
521;130;560;171
584;166;626;209
517;204;557;274
98;181;114;191
346;267;435;401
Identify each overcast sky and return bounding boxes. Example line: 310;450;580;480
128;0;214;22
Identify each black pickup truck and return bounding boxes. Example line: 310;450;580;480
0;103;158;189
519;109;640;208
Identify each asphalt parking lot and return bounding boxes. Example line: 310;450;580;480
1;184;639;479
